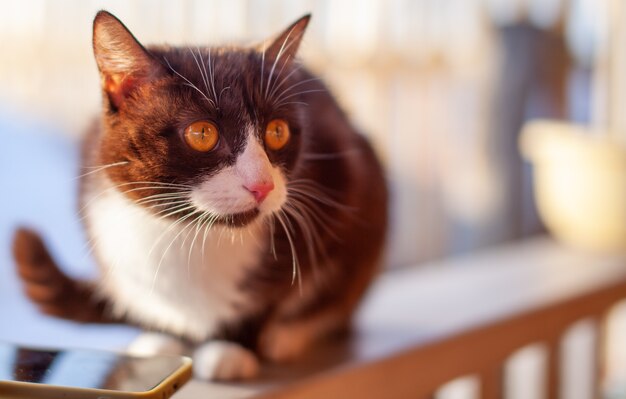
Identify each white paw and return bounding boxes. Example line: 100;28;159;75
126;332;186;357
259;324;311;363
193;341;260;381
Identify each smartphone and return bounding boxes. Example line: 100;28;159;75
0;341;192;399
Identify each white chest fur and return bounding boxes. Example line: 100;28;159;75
85;182;267;342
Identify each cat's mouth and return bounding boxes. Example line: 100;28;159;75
216;208;260;228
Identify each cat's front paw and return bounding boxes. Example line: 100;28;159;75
193;341;260;381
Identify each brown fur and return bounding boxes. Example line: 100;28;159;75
12;228;112;322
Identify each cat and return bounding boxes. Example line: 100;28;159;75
12;10;387;381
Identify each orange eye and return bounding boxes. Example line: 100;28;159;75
184;121;219;152
265;119;290;150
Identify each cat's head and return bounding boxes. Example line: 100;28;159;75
92;11;312;228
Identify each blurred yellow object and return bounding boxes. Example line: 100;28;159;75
520;120;626;252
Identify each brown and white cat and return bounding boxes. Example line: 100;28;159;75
12;11;387;380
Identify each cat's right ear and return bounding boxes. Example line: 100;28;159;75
92;11;163;109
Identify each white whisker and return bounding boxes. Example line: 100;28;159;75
265;54;292;100
288;192;336;221
188;212;210;269
75;161;128;180
288;186;353;211
184;211;210;279
218;86;230;106
274;89;325;109
154;204;196;220
270;76;321;104
149;209;202;294
282;203;318;273
302;148;361;161
287;197;336;259
201;213;219;265
206;48;219;105
260;41;267;98
140;200;190;213
265;27;298;98
163;56;216;107
274;101;309;109
268;215;277;260
276;211;301;292
266;64;303;101
134;192;190;203
190;47;213;105
78;182;191;220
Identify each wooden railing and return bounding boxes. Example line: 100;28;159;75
177;237;626;399
276;277;624;399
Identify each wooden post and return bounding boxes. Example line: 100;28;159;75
546;336;561;399
480;366;503;399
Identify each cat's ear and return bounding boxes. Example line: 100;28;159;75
264;14;311;65
92;11;163;109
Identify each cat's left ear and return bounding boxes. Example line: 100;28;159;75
264;14;311;65
92;11;164;109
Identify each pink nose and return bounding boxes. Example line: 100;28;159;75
245;181;274;203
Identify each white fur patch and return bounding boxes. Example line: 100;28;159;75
193;341;260;380
85;178;267;342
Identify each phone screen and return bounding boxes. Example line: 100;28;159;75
0;341;187;392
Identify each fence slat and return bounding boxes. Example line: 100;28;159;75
480;366;503;399
546;336;561;399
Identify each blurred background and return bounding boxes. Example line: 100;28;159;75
1;0;625;266
1;0;626;398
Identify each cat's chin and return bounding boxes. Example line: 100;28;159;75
216;208;261;228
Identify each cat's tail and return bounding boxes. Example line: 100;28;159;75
11;228;115;323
